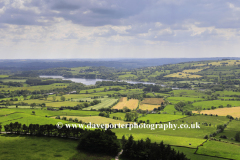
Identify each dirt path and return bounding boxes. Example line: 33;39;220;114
115;149;123;160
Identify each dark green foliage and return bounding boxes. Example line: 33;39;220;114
121;135;189;160
77;129;120;156
235;132;240;142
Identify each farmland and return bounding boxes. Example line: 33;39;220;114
141;98;164;105
83;98;118;110
192;106;240;118
139;104;160;111
1;59;240;159
112;97;139;110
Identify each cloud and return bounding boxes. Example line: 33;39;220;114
0;0;240;58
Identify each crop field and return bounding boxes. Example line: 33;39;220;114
192;106;240;118
112;97;139;110
141;98;164;105
139;104;160;111
192;100;240;109
182;68;203;73
57;116;128;125
196;140;240;159
164;72;202;78
83;98;118;110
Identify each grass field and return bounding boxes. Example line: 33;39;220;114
139;104;160;111
162;105;182;115
171;90;206;98
182;69;203;73
1;83;70;91
112;97;139;110
167;97;205;104
141;98;164;105
138;114;186;123
0;75;9;78
46;101;83;107
57;116;128;125
0;134;79;160
83;98;118;110
192;106;240;118
164;72;202;78
197;140;240;159
192;100;240;109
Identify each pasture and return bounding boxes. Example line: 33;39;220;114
112;97;139;110
217;120;240;143
83;98;118;110
0;134;79;160
192;100;240;109
164;72;202;78
196;140;240;159
57;116;128;125
141;98;164;105
138;114;186;123
167;97;205;104
182;68;203;73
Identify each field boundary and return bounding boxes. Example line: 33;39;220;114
193;139;234;160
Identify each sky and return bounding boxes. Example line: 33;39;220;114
0;0;240;59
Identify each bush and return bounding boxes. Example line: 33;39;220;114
77;129;120;156
235;132;240;142
55;115;60;119
220;135;227;139
204;135;208;139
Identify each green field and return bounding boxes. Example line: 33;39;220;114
167;97;205;104
83;98;118;110
197;140;240;159
138;114;187;123
192;100;240;109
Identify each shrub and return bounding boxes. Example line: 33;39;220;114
220;135;227;139
204;135;208;139
235;132;240;142
55;115;60;119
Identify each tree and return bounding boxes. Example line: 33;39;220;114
195;106;202;114
44;94;48;100
77;129;120;156
30;103;36;109
61;96;65;101
52;96;56;102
